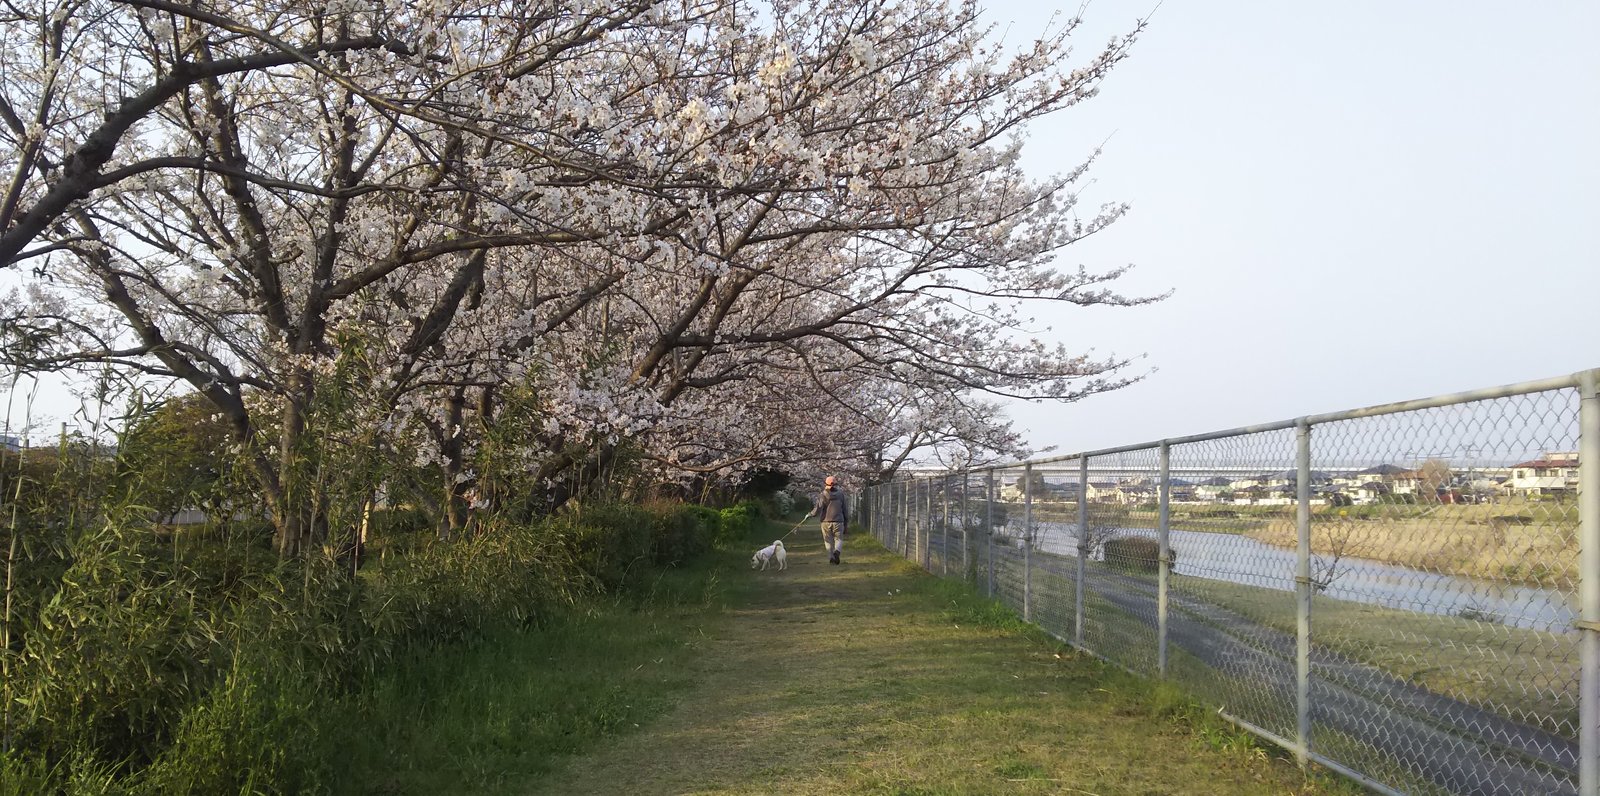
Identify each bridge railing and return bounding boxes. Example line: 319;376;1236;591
863;368;1599;796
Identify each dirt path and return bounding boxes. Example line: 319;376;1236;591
525;529;1342;796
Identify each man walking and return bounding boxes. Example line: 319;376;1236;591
807;475;849;565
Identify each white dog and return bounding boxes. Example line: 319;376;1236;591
751;540;787;571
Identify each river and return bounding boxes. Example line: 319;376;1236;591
1020;521;1575;633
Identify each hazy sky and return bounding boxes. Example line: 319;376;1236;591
4;2;1597;456
987;1;1599;457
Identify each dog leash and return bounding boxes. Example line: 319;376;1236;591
779;518;807;540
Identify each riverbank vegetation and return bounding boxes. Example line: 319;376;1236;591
1246;499;1578;587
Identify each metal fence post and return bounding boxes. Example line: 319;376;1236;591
896;480;904;557
915;479;928;565
941;474;950;576
913;478;921;564
1158;442;1171;678
1024;462;1033;623
1076;457;1089;645
961;470;971;581
876;482;889;537
986;469;996;598
866;485;873;541
907;479;915;560
865;485;874;541
1579;370;1599;796
878;485;885;543
881;485;888;543
901;480;910;559
923;477;932;571
889;482;896;553
1295;418;1314;767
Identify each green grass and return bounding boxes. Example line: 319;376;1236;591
1002;543;1576;741
1173;574;1578;737
319;520;1365;795
321;546;742;795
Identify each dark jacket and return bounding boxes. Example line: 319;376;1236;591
814;486;849;525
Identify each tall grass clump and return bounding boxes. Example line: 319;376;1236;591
1;423;732;795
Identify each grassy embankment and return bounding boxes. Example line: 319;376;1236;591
993;541;1575;754
350;519;1359;795
1247;499;1578;586
1177;574;1576;738
995;547;1573;795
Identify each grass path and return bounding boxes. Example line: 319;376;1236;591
522;525;1355;796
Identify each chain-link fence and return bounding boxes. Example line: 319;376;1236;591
863;369;1600;796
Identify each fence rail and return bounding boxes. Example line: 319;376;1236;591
864;368;1600;796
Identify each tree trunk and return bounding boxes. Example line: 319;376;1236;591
271;373;327;557
438;386;471;539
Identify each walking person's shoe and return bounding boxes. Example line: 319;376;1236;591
830;550;840;565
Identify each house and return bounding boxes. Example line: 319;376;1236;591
998;480;1079;503
1118;485;1157;505
1256;470;1334;489
1232;485;1269;504
1388;470;1425;496
1;434;19;453
1168;478;1197;501
1352;463;1408;479
1230;484;1296;506
1352;481;1391;504
1503;452;1579;497
1189;476;1232;503
1084;481;1122;503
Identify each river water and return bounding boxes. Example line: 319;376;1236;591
1023;521;1575;633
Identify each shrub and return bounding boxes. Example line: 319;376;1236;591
550;504;653;592
648;504;717;566
717;504;756;546
1103;535;1171;573
734;497;766;520
1;477;723;794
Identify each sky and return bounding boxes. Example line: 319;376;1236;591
4;2;1598;457
983;1;1600;457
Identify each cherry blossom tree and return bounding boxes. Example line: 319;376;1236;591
0;0;1158;555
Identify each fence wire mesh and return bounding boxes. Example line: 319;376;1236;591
866;372;1594;796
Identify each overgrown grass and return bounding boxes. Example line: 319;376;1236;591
1247;499;1578;586
0;499;736;794
320;550;743;795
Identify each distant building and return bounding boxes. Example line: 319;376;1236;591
1503;452;1579;497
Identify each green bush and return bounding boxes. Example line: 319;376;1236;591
2;511;603;791
547;503;652;592
717;504;756;546
681;504;722;536
1103;535;1170;573
734;497;767;520
0;471;730;794
647;504;718;566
